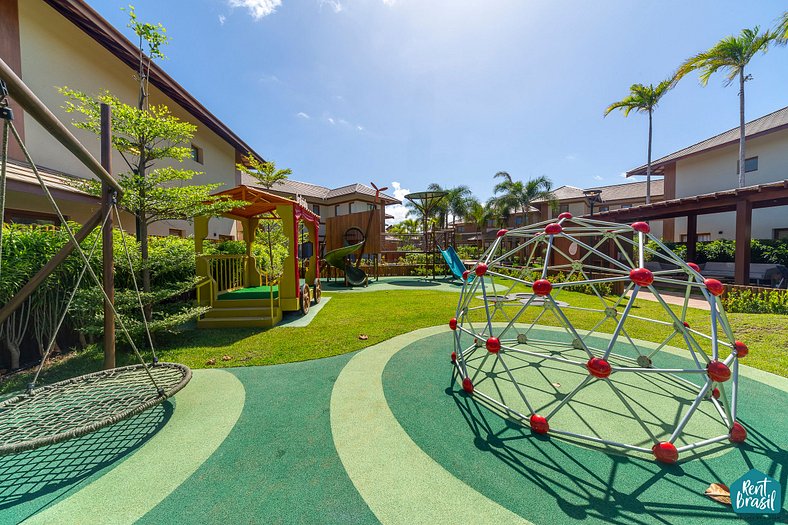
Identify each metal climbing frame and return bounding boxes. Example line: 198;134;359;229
449;213;749;463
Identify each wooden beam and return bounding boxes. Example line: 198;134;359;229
0;208;103;325
734;199;752;285
0;0;24;161
686;215;698;263
100;104;115;370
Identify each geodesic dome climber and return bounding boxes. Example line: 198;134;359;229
449;213;750;464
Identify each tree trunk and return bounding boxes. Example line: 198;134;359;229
140;214;152;322
7;342;20;370
646;109;653;205
738;70;746;188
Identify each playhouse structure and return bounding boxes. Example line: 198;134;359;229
450;214;750;463
195;185;321;328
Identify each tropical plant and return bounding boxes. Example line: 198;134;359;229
235;153;293;276
465;198;494;251
425;183;473;228
677;26;776;187
387;218;420;235
776;11;787;44
604;79;675;203
492;172;556;225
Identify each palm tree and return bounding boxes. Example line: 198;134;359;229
492;172;556;226
604;79;675;204
677;26;776;188
465;198;494;252
426;183;473;228
776;11;787;44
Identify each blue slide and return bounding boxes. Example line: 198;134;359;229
438;245;471;282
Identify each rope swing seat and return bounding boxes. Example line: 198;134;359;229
0;363;191;455
0;59;192;455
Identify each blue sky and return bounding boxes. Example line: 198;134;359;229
90;0;787;220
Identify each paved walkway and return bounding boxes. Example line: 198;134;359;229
634;290;712;311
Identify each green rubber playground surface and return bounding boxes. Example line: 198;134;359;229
2;327;786;524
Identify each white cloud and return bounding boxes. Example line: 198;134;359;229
218;14;226;25
327;117;336;125
382;0;396;5
296;112;310;119
619;171;628;178
593;175;603;181
227;0;282;20
356;125;364;131
259;73;281;84
386;181;411;224
565;154;576;161
319;0;344;13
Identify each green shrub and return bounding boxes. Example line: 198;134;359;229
721;288;788;315
646;239;788;266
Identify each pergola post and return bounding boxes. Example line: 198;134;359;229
734;199;752;285
100;103;115;370
686;214;698;263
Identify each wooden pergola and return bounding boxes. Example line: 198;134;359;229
591;180;788;285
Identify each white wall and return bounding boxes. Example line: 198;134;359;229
671;128;788;241
16;1;237;239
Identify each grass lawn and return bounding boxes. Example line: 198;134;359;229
2;287;786;395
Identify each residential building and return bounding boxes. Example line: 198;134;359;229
239;175;400;248
625;105;788;241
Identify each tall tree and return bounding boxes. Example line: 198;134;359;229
236;154;293;275
677;26;776;188
604;79;675;204
492;172;556;225
426;183;473;228
60;7;243;320
776;11;787;44
465;198;494;251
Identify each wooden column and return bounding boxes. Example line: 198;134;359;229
100;104;115;370
0;0;25;161
734;199;752;285
686;214;698;263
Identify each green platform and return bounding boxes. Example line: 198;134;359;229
217;285;279;300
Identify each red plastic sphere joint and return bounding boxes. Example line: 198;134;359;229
532;279;552;296
486;337;501;354
462;377;474;394
707;361;731;382
631;221;651;234
557;212;573;220
462;269;471;281
733;340;749;358
729;422;747;443
683;321;691;328
530;414;549;434
711;387;720;400
475;263;488;277
449;318;458;330
544;223;563;235
497;229;508;237
652;441;679;464
687;262;701;273
629;267;654;286
586;357;612;378
705;278;725;296
451;351;457;363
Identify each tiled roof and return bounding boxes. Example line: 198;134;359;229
627;105;788;176
589;179;664;201
240;173;400;204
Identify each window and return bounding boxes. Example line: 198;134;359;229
559;204;570;213
368;203;375;211
3;208;63;226
774;228;788;240
312;204;320;215
190;144;203;164
168;228;184;237
599;206;610;212
334;205;340;216
681;233;712;242
218;234;233;241
348;203;353;214
514;216;524;225
736;156;758;174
